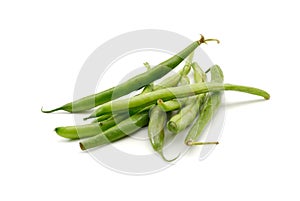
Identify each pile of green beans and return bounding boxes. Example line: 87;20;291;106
42;35;270;162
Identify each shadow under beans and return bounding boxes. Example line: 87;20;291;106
224;99;267;109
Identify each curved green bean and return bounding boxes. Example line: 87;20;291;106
79;97;187;150
140;62;154;94
185;65;224;145
91;114;112;123
148;105;179;162
156;99;181;112
55;123;102;139
59;66;185;140
79;111;149;150
153;51;193;90
42;35;218;113
167;62;206;133
86;82;270;118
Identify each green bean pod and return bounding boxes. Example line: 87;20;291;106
55;123;102;139
98;113;130;131
167;62;206;134
58;70;181;140
167;96;204;134
79;111;149;150
148;105;179;162
153;51;193;90
156;99;180;112
86;82;270;117
192;62;206;83
42;36;217;113
91;114;112;123
140;62;154;94
185;65;224;145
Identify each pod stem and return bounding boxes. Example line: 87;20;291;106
186;141;219;146
41;107;62;113
198;34;220;45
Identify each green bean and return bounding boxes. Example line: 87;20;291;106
156;99;181;112
62;95;182;142
84;59;193;120
148;104;179;162
167;62;206;133
58;94;180;140
63;66;183;140
42;35;219;113
98;119;124;132
55;123;102;139
92;62;153;124
140;62;154;94
91;114;112;123
79;111;150;150
86;82;270;118
153;51;193;90
192;62;206;83
79;97;185;149
58;81;269;140
185;65;224;145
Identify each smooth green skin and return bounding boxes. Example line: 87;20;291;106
42;40;201;113
148;106;166;155
92;114;112;123
192;62;206;83
153;52;192;90
167;62;206;133
85;60;192;120
176;75;191;106
185;65;224;145
87;82;270;117
98;116;128;131
56;73;182;139
55;123;102;139
170;55;193;106
78;60;192;148
78;99;184;149
55;113;132;140
148;105;179;162
79;111;150;150
140;62;154;94
156;99;180;112
167;95;204;134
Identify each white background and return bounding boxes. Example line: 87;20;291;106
1;0;299;200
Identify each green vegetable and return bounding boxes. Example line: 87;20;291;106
56;63;187;140
79;111;149;150
42;35;218;113
185;65;224;145
148;104;179;162
153;51;193;90
91;114;112;123
156;99;180;112
167;62;206;133
86;82;270;117
55;123;102;139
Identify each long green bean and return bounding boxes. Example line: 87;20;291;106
167;62;206;133
185;65;224;145
58;63;188;140
153;51;193;90
42;35;219;113
148;105;179;162
55;123;102;139
79;111;149;150
86;82;270;118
